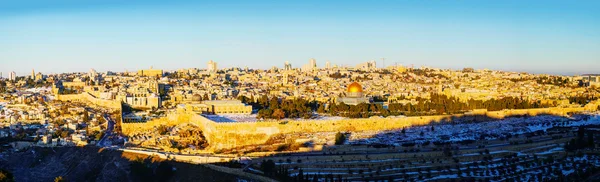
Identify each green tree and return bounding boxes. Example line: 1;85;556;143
257;108;273;119
54;176;65;182
269;97;280;109
588;132;595;148
261;160;276;176
0;81;6;93
237;95;249;104
272;109;286;120
335;132;346;145
157;125;169;135
0;169;15;182
317;104;326;113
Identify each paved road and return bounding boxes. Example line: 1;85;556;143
118;148;234;164
96;113;115;147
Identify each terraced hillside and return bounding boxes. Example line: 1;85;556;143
246;114;600;181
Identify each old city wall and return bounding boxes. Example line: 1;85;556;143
207;115;453;150
121;109;217;144
121;104;598;150
55;92;121;110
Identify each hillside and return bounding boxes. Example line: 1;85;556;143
0;146;246;182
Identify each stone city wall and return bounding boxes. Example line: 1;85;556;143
121;103;598;151
55;92;122;110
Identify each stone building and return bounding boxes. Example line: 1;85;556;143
187;100;252;114
207;60;218;73
337;82;370;105
137;67;163;77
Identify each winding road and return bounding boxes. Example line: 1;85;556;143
96;113;115;147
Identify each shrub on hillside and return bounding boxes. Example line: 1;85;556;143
0;169;15;182
335;132;346;145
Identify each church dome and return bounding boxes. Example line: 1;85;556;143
347;82;363;93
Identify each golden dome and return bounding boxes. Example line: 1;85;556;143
347;82;363;93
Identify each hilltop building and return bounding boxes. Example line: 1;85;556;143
35;72;43;81
186;100;252;114
337;82;370;105
137;67;163;77
302;58;317;72
284;61;292;70
581;74;600;87
356;60;377;71
9;71;16;81
207;60;218;73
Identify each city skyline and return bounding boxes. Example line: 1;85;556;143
0;57;596;77
1;0;599;76
3;1;600;181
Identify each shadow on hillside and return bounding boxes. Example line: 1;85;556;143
219;112;599;182
0;146;248;182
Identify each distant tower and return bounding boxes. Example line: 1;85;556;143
9;71;16;81
284;61;292;70
325;61;331;70
207;60;218;73
31;69;35;80
302;58;317;72
370;60;376;70
89;68;97;78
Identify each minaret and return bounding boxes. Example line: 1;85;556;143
31;69;35;79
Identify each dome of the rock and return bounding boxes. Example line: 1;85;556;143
347;82;363;93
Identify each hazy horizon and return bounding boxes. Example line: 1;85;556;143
0;63;589;77
1;0;599;76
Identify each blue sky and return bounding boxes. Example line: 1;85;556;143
1;0;599;76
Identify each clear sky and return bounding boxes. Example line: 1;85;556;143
1;0;599;76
